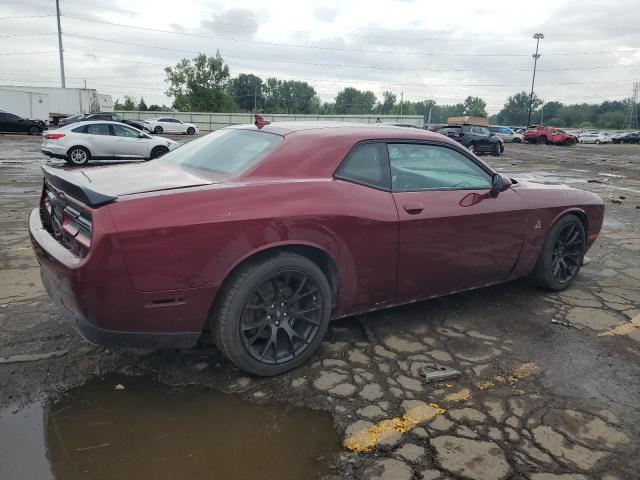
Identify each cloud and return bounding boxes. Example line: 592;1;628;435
200;8;260;38
313;6;339;23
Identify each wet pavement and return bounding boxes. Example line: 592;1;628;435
0;375;339;480
0;134;639;479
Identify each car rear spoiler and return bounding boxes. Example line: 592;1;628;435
42;165;117;207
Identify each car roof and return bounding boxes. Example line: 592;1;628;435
231;121;451;141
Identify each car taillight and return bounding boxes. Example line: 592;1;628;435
61;205;92;257
44;133;66;140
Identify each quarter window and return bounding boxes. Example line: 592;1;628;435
335;143;390;190
388;143;492;191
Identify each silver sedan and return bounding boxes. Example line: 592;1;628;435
41;121;180;166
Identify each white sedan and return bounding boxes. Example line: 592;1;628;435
41;121;180;166
578;133;612;144
141;117;199;135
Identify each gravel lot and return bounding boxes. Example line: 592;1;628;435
1;133;639;479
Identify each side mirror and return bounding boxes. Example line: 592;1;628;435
138;132;145;138
491;174;512;195
489;132;495;137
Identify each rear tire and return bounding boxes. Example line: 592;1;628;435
150;146;169;159
530;214;586;291
210;252;332;376
564;138;574;146
536;136;547;145
154;126;163;134
66;146;90;166
595;139;601;144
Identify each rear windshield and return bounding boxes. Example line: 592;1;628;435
160;129;283;175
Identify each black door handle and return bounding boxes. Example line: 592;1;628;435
403;203;424;214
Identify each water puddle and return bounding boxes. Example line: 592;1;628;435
0;376;340;480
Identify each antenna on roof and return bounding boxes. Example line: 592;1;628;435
254;114;270;129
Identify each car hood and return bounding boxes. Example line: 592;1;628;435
44;162;223;200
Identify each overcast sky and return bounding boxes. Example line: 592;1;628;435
1;0;639;114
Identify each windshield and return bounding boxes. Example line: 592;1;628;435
160;128;283;176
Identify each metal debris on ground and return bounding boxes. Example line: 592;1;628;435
421;365;461;383
551;318;575;328
114;384;125;390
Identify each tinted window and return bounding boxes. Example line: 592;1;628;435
113;124;139;138
388;143;491;191
111;113;123;121
160;129;282;175
72;125;87;133
488;126;499;133
86;124;111;136
501;127;512;134
335;142;390;189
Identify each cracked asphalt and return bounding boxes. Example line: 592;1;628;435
0;134;639;480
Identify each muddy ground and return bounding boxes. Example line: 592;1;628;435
0;134;639;480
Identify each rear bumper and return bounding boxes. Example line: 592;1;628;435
29;208;208;349
41;144;67;159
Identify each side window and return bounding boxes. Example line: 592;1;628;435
112;114;123;121
335;143;390;190
72;125;87;133
388;143;492;191
112;124;139;138
86;123;111;136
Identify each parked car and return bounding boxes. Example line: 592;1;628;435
437;124;503;155
0;111;46;135
29;119;604;375
489;125;524;143
58;112;124;127
141;117;199;135
524;126;577;145
612;132;640;144
577;133;612;144
122;119;148;131
41;121;179;165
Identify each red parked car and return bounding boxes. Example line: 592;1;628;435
524;126;577;145
30;119;604;375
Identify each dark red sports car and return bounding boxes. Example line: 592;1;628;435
30;119;604;375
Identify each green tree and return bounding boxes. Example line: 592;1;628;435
229;74;263;111
122;95;136;111
539;101;563;123
138;97;148;111
494;91;543;126
148;104;162;111
380;91;396;114
164;53;235;112
463;96;487;117
334;87;377;114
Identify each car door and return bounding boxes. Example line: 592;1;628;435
112;124;149;158
333;142;398;311
471;126;491;148
388;142;527;301
84;123;115;157
502;127;515;142
0;113;23;132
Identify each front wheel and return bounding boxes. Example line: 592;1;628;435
595;139;600;144
150;146;169;159
28;125;42;136
211;252;332;376
530;214;585;291
564;138;574;146
154;126;163;134
187;127;195;135
468;142;476;154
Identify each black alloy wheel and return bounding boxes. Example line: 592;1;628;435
550;222;584;284
240;270;323;365
211;252;332;376
154;126;163;134
530;214;585;291
28;125;41;135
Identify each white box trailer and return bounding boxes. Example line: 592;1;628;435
0;88;50;122
0;86;114;124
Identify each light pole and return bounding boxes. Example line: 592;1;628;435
55;0;66;88
526;33;544;127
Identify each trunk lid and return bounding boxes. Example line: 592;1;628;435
42;162;222;207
